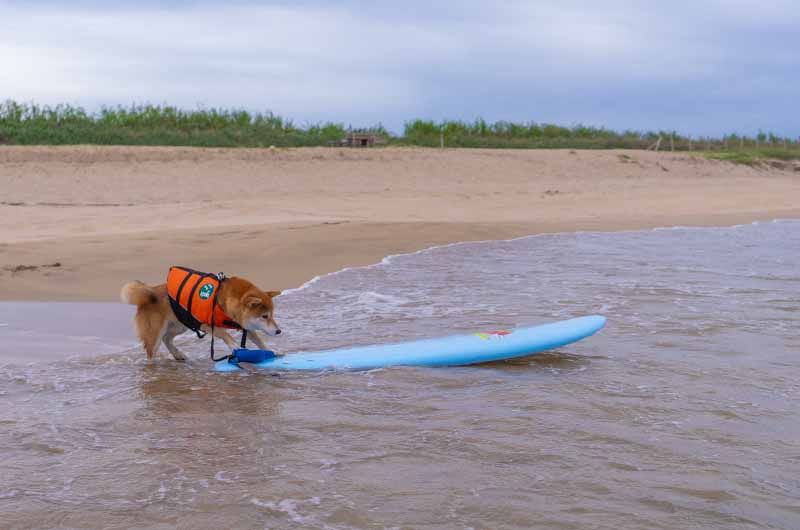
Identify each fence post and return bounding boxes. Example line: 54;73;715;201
440;128;444;149
689;137;692;151
670;134;674;152
648;136;662;151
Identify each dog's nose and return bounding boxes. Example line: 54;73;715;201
275;329;282;335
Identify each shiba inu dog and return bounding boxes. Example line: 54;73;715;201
121;267;281;361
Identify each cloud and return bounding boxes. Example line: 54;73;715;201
0;0;797;135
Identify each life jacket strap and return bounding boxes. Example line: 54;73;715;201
209;274;228;362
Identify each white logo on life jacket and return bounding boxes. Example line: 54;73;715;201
198;283;215;300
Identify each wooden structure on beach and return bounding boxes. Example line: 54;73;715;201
339;130;388;147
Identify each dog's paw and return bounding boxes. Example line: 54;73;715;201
171;352;188;361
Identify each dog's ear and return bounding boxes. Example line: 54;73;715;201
267;290;282;298
245;296;263;308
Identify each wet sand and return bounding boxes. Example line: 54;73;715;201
0;301;135;363
1;146;799;302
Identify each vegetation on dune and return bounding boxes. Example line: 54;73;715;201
402;119;800;159
1;101;798;164
0;100;384;147
703;149;800;165
402;118;651;149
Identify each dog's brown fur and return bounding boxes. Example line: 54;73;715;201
121;276;281;361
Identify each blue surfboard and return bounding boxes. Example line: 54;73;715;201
215;315;605;372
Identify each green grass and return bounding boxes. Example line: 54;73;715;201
1;100;797;156
399;118;655;149
0;101;385;148
704;148;800;165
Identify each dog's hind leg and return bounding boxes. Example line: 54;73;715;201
135;310;165;360
162;322;188;361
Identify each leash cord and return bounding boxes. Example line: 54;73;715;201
208;272;249;363
209;273;228;362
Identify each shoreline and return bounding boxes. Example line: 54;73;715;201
2;146;799;302
285;213;799;294
3;212;798;302
1;215;794;365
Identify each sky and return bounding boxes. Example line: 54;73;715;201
0;0;797;136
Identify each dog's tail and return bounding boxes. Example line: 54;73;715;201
120;281;158;306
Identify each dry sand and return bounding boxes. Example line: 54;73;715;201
1;146;798;301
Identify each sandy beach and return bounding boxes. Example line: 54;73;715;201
1;145;798;301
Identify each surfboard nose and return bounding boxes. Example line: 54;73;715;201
576;315;606;333
558;315;606;340
587;315;606;329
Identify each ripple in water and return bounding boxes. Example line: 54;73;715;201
1;220;799;529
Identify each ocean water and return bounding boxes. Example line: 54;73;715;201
1;220;799;529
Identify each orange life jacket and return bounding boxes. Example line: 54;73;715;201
166;266;241;333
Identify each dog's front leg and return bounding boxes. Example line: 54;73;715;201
247;331;284;356
201;326;239;351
